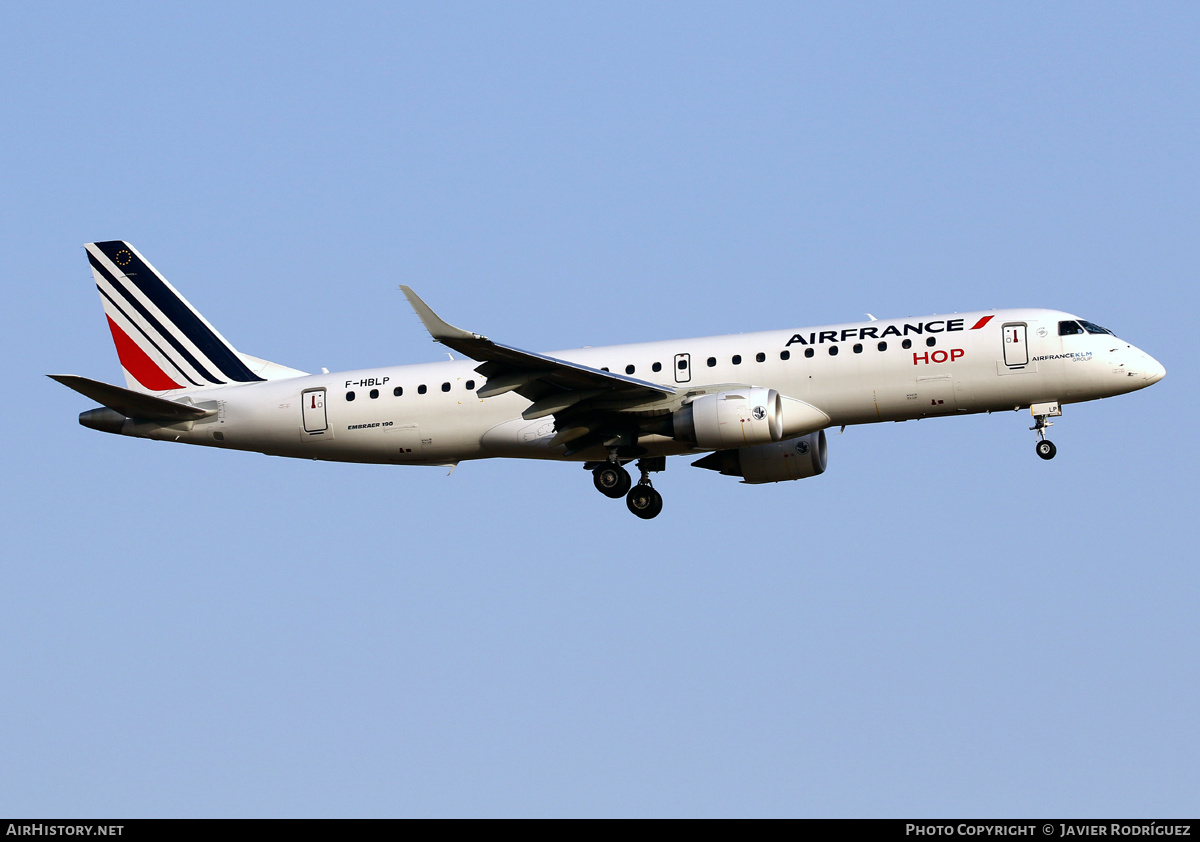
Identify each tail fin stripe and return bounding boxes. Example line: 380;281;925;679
97;284;206;387
104;315;183;391
88;243;262;383
90;252;226;385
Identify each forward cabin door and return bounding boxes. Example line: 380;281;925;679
1003;323;1028;367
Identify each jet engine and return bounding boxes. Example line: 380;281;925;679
672;389;831;451
691;429;828;484
673;387;783;449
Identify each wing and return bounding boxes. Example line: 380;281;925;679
400;286;680;454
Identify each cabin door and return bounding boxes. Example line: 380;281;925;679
1003;323;1028;367
301;388;328;434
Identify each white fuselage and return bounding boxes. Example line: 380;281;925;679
128;308;1164;466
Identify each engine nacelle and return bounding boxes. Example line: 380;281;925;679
692;429;828;484
673;387;783;449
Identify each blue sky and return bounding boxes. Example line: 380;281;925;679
2;2;1197;817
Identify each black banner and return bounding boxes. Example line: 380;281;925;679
1;819;1197;829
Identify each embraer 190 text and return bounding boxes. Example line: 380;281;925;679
52;241;1166;519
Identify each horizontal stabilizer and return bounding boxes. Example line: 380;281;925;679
48;374;214;423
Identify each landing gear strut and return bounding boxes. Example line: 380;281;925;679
626;457;665;520
1029;401;1061;461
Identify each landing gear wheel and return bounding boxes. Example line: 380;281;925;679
626;485;663;519
593;463;631;498
646;490;663;519
1036;440;1057;460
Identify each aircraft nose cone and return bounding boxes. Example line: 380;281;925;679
1145;356;1166;384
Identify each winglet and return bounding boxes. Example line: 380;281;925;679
399;286;485;343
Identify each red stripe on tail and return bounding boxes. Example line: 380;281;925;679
105;316;182;391
970;315;995;330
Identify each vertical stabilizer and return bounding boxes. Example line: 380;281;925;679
85;241;303;392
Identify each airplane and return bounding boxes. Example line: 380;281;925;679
51;240;1166;519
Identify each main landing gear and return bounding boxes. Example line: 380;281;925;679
590;456;665;519
626;478;663;520
592;461;632;498
1029;401;1062;461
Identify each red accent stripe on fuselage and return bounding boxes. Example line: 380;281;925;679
105;315;182;390
970;315;995;330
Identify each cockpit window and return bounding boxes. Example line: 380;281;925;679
1058;320;1086;336
1079;320;1114;336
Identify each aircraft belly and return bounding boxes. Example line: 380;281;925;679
478;418;697;461
479;417;560;458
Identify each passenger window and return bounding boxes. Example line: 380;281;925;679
804;348;814;358
877;342;887;352
677;359;687;370
441;382;450;392
926;337;936;347
732;355;742;365
370;389;379;399
465;380;475;390
902;339;912;349
346;391;356;401
780;350;790;360
417;384;427;395
853;343;863;354
756;352;765;363
829;346;838;356
652;362;662;372
393;386;403;397
707;357;716;367
625;364;635;375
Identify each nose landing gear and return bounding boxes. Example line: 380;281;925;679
1029;401;1062;460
